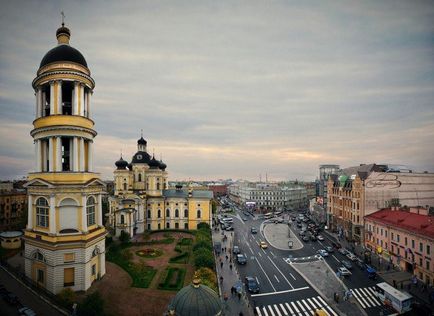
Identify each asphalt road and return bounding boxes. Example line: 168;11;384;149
222;204;398;316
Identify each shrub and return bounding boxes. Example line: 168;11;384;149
105;236;113;246
169;252;189;263
195;267;218;292
57;288;77;309
158;267;186;290
178;238;193;246
119;230;131;244
77;291;105;316
197;222;210;231
193;240;212;251
194;249;214;269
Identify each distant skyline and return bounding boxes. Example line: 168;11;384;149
1;1;434;181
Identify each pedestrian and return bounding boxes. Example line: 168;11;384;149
333;292;337;302
224;293;228;302
336;293;339;303
231;287;235;295
239;312;244;316
393;280;397;288
220;276;224;283
226;255;229;261
220;261;223;268
230;263;233;270
238;292;241;301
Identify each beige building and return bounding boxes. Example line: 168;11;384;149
108;138;213;237
23;22;106;294
328;164;434;243
365;207;434;285
0;189;27;231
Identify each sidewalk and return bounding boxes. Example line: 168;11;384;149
212;227;253;316
323;230;434;312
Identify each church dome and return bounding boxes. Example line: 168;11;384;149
39;24;88;68
168;279;222;316
159;159;167;171
115;156;128;170
131;151;151;164
137;137;147;145
149;155;160;169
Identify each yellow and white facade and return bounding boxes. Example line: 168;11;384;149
108;139;213;237
23;23;106;294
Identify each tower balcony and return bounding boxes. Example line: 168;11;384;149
28;172;101;184
33;115;94;131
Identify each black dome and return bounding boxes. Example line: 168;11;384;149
149;156;160;169
40;44;88;68
159;159;167;170
138;137;147;145
115;157;128;170
131;151;151;164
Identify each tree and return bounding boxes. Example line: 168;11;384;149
57;288;77;309
119;230;130;244
194;249;214;269
77;291;105;316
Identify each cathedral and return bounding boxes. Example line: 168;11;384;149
108;137;213;237
23;22;106;294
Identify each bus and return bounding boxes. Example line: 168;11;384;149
374;282;412;314
264;212;273;219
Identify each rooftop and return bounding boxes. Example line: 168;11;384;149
365;208;434;239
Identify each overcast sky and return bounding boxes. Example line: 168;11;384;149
1;0;434;182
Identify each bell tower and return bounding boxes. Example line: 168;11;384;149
24;20;106;294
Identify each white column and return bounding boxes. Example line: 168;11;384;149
56;136;62;172
27;195;33;230
42;90;47;117
97;194;103;226
48;137;53;172
82;194;88;233
36;88;41;119
73;137;79;171
87;140;93;172
57;80;62;114
73;81;79;115
41;140;47;172
49;194;56;235
80;84;85;116
79;137;85;171
49;81;55;115
87;91;92;118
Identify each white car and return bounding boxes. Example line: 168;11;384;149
317;235;325;241
338;267;352;276
318;249;329;257
346;252;357;261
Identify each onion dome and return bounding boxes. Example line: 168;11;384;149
115;156;128;170
131;151;151;164
168;279;222;316
149;155;160;169
137;137;147;145
159;159;167;171
128;163;133;170
39;24;88;68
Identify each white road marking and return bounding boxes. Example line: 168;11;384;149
267;256;294;288
290;273;296;280
248;245;254;254
285;303;294;314
332;255;340;262
316;296;338;316
270;251;276;257
290;301;300;314
256;307;263;316
274;274;280;282
256;277;260;284
296;300;306;312
258;252;262;257
267;305;276;316
301;299;311;312
251;286;309;297
279;303;289;316
254;257;276;291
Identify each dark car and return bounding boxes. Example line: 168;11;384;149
342;260;353;270
233;246;241;254
310;235;317;241
325;246;334;253
302;236;310;242
332;242;342;249
237;254;247;265
297;223;302;228
250;227;257;234
245;276;260;293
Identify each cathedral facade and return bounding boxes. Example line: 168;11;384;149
23;23;106;294
108;138;213;237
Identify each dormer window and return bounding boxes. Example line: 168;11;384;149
137;154;142;160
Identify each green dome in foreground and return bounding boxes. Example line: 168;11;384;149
168;279;222;316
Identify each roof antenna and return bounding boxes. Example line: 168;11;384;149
141;129;143;138
120;149;122;158
61;11;66;27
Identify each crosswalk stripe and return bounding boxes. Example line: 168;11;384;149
302;299;313;311
366;287;382;305
285;303;294;314
256;307;263;316
358;288;377;307
291;301;300;313
268;305;276;316
273;304;282;316
307;297;318;309
316;296;338;316
352;288;367;308
296;300;306;312
262;306;269;316
279;303;289;316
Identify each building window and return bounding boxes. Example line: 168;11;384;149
397;235;400;243
147;210;151;218
92;264;96;276
158;209;161;218
184;209;188;217
184;222;188;229
385;231;387;237
405;237;407;246
175;222;179;229
86;196;96;226
138;174;142;182
36;197;49;228
37;269;44;283
197;210;201;218
420;242;423;252
427;245;431;255
64;268;74;287
175;209;179;217
391;233;394;240
64;253;75;263
158;223;161;229
157;183;160;190
380;229;383;236
427;261;430;270
166;209;170;217
412;240;415;248
147;223;151;230
123;183;127;190
34;251;46;262
420;258;423;266
166;222;170;229
120;215;125;224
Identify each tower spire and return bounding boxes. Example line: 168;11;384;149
61;11;65;27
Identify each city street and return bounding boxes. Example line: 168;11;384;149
217;204;403;316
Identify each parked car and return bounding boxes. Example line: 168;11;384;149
250;227;257;234
355;258;366;270
18;307;37;316
233;246;241;254
297;223;302;228
302;236;310;242
259;241;268;249
237;254;247;265
310;235;317;241
225;225;234;231
274;217;284;223
346;252;357;261
332;242;342;249
318;249;329;257
317;235;325;241
325;246;334;253
242;216;248;221
342;260;353;269
338;247;349;255
338;266;352;276
245;276;260;293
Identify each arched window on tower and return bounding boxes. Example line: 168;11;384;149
87;196;96;226
157;182;160;190
166;209;170;218
175;209;179;218
197;210;201;219
36;197;49;228
147;210;151;218
158;209;161;218
184;209;188;218
123;183;127;191
120;214;125;224
138;174;142;182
